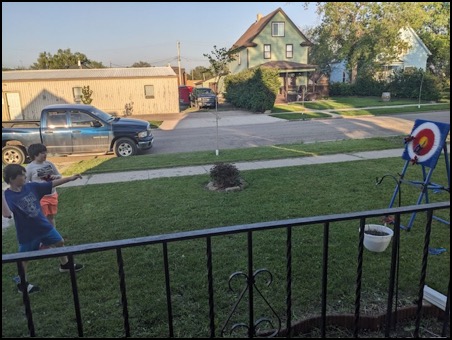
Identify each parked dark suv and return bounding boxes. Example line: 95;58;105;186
190;87;217;108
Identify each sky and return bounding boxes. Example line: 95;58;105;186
2;2;321;72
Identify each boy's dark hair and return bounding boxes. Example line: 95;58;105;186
3;164;26;184
28;143;47;160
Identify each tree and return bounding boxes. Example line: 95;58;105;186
304;25;335;76
409;2;450;78
203;46;237;94
131;61;151;67
319;3;413;83
30;48;105;69
188;66;212;80
305;2;450;82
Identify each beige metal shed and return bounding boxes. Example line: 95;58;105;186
2;67;179;120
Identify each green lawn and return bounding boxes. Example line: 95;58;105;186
280;96;429;110
272;96;450;118
61;136;406;175
2;141;450;337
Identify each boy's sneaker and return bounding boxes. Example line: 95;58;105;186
59;262;84;273
17;282;40;294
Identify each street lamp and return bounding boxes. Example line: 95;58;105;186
417;71;424;109
215;96;219;156
418;65;435;109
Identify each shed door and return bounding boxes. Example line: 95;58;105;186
6;93;22;120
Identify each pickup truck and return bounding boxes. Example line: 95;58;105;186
2;104;154;165
189;87;217;108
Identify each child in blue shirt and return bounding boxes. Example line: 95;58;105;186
3;164;84;293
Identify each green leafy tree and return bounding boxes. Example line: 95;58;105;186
188;66;212;80
203;46;237;94
305;2;450;82
304;25;335;76
305;2;413;83
131;61;151;67
30;48;105;69
81;86;93;104
409;2;450;78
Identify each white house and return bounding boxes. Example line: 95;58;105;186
329;27;432;83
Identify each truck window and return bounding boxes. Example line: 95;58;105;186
47;112;67;128
70;111;97;127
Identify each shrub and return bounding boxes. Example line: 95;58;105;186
224;67;280;112
388;69;441;101
209;162;241;189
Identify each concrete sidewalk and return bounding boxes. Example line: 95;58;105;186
59;148;404;188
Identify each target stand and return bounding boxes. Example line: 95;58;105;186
388;119;450;230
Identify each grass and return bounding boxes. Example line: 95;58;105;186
272;96;450;118
60;136;406;175
272;96;418;112
298;96;432;110
329;104;450;116
2;144;450;337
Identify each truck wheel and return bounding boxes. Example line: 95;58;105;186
2;145;26;165
114;138;137;157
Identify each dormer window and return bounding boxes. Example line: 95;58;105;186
272;22;285;37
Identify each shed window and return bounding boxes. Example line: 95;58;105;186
73;87;82;103
144;85;155;99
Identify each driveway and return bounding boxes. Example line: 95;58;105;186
159;110;284;130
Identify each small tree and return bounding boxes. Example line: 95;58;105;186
203;46;237;95
81;86;93;104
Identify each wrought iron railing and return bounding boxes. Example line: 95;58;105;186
2;201;450;338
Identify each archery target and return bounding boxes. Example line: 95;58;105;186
406;122;441;163
402;120;449;167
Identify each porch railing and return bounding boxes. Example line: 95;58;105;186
2;201;450;338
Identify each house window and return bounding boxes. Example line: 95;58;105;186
342;72;346;83
264;44;271;59
72;87;82;103
144;85;154;99
286;44;293;58
272;22;285;37
238;52;241;65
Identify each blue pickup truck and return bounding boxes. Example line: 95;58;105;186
2;104;154;164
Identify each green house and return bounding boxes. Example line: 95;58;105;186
228;7;317;102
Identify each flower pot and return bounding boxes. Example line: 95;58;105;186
362;224;394;252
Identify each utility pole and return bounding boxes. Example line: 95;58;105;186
177;41;182;86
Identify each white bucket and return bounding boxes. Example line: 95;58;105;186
381;92;391;102
362;224;394;252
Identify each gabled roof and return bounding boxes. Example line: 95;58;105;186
405;27;431;56
231;7;313;49
2;67;177;81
